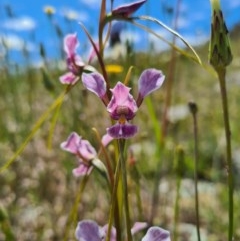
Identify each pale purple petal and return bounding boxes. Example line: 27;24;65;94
82;72;107;98
66;54;84;75
73;164;93;177
107;82;138;120
64;33;79;58
75;220;105;241
102;225;116;241
142;227;171;241
59;72;78;85
107;122;138;139
74;55;85;67
79;139;97;160
131;222;148;235
60;132;82;154
112;0;147;17
101;133;114;146
137;69;165;106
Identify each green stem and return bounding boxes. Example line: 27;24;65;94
133;166;143;220
106;154;122;241
98;0;106;57
63;174;89;241
161;0;182;145
118;140;132;241
173;146;185;241
217;67;234;241
173;176;181;241
189;102;201;241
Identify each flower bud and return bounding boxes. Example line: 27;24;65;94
209;0;233;69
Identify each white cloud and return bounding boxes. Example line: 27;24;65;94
147;27;209;52
60;7;88;21
175;16;190;30
0;34;36;51
148;28;172;52
2;16;36;31
175;32;209;47
120;30;141;43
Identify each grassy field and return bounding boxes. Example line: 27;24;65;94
1;13;240;241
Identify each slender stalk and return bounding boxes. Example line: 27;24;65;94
133;166;143;220
173;175;181;241
106;154;122;241
217;68;234;241
173;146;184;241
118;139;132;241
63;174;89;241
98;0;106;57
146;97;162;225
189;102;201;241
161;0;182;145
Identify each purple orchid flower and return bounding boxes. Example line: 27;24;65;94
59;33;97;85
112;0;147;17
106;81;138;139
142;227;171;241
60;33;85;85
82;68;165;139
60;132;97;177
101;221;148;241
75;220;171;241
75;220;105;241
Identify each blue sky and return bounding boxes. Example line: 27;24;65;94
0;0;240;66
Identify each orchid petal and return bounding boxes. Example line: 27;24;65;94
79;139;97;160
107;122;138;139
64;33;79;58
107;82;138;120
60;132;81;154
142;227;171;241
131;222;148;235
138;68;165;99
102;225;116;241
71;55;85;68
72;163;92;177
75;220;105;241
59;72;78;85
82;72;107;99
61;132;97;159
101;133;114;146
112;0;147;17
